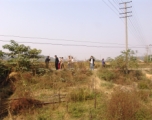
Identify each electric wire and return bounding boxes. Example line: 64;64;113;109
102;0;118;16
0;35;146;47
109;0;147;47
0;35;125;45
102;0;139;44
0;39;147;48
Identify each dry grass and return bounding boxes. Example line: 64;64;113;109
2;61;152;120
68;88;94;102
106;89;140;120
9;98;42;114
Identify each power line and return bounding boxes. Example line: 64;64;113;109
102;0;118;16
102;0;139;47
128;18;146;45
130;1;147;45
122;0;146;45
0;39;147;49
111;0;146;46
0;34;125;46
107;0;119;13
0;35;146;47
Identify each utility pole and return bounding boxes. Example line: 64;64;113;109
149;44;152;61
146;45;149;63
135;50;138;60
120;1;132;73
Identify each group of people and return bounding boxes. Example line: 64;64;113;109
45;55;105;70
54;55;66;70
45;55;75;70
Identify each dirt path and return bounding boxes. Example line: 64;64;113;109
142;70;152;81
91;69;138;94
146;73;152;80
90;69;116;96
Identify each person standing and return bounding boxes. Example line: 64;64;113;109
68;56;71;69
71;57;75;69
89;56;95;70
58;57;61;69
60;57;64;69
55;55;59;70
102;58;105;67
45;56;50;68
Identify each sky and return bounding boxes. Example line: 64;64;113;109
0;0;152;60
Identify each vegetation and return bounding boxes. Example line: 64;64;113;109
3;40;42;72
1;40;152;120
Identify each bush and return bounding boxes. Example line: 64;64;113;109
98;69;117;81
138;81;149;89
138;90;150;102
128;70;143;80
106;89;140;120
0;62;11;84
10;98;42;114
138;79;152;89
135;107;152;120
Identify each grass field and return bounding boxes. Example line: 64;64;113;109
1;61;152;120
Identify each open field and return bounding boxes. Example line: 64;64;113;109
1;41;152;120
1;60;152;120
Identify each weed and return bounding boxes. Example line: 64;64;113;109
68;88;94;102
138;79;152;89
106;89;140;120
69;103;87;118
9;98;42;114
138;90;150;102
135;107;152;120
98;69;117;81
101;82;114;89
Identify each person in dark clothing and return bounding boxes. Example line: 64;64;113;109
45;56;50;68
102;58;105;67
55;55;59;70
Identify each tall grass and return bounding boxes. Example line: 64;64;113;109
106;89;140;120
106;88;152;120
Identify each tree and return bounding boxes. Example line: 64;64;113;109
3;40;42;71
27;48;42;59
0;50;4;59
110;49;138;72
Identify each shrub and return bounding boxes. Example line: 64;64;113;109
9;98;42;114
98;69;117;81
0;62;11;84
135;107;152;120
106;89;140;120
138;81;149;89
137;90;150;102
138;79;152;89
129;70;143;80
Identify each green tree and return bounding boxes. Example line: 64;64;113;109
3;40;42;71
0;50;4;60
0;50;10;83
110;49;138;72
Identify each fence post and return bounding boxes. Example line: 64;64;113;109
58;88;61;105
94;77;97;109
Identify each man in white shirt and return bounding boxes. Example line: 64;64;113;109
89;56;95;70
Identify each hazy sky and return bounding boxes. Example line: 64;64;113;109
0;0;152;60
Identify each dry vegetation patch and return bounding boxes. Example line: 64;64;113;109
9;98;42;114
106;88;152;120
